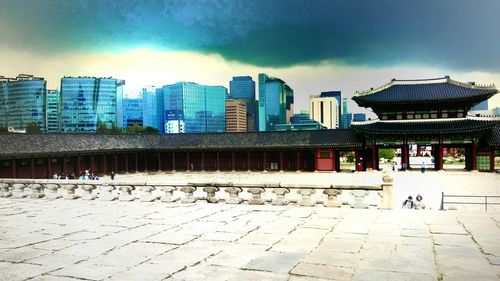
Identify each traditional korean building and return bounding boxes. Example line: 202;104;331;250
352;76;499;171
0;76;498;178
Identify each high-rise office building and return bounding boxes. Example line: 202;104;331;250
352;113;367;122
258;73;294;131
309;95;339;129
341;97;352;128
46;90;60;133
163;82;226;133
274;111;326;131
225;99;247;132
471;100;488;111
60;77;125;132
122;97;143;128
320;91;342;123
0;74;46;132
229;76;257;131
142;86;164;132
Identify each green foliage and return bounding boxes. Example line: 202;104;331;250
379;148;395;160
0;126;8;133
344;151;355;163
25;122;41;133
125;123;159;134
96;121;122;134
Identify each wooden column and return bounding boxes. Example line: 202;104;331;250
125;153;129;174
247;151;251;171
172;152;176;171
490;150;495;172
186;152;190;171
157;152;162;171
371;145;377;170
76;155;81;176
134;152;138;172
47;156;52;178
296;151;301;171
354;148;360;171
144;153;148;172
102;154;107;174
279;151;284;171
332;149;337;171
12;158;16;178
263;151;267;171
31;157;35;179
216;152;220;171
201;152;205;171
438;143;444;171
90;154;95;172
314;149;318;171
113;154;118;173
63;155;68;173
471;143;477;171
231;151;235;171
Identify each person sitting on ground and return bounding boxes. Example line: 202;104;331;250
402;196;414;209
414;194;426;209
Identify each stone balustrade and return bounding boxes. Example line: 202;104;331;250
0;173;394;209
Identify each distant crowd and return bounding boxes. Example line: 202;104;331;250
51;169;116;181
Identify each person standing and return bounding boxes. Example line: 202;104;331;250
111;170;115;181
402;196;414;209
414;194;426;209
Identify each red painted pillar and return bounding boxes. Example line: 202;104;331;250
125;153;129;174
102;154;107;174
247;151;251;171
113;154;118;173
31;157;35;179
216;152;220;171
314;149;319;171
231;151;235;171
172;152;176;171
201;152;205;171
157;152;162;171
296;151;301;171
63;155;68;174
279;151;284;171
263;151;267;171
144;153;148;172
438;143;444;170
371;145;377;170
490;150;495;172
47;156;52;178
134;152;138;172
471;143;477;171
76;155;81;176
12;158;16;178
186;152;190;171
332;149;337;171
90;154;95;172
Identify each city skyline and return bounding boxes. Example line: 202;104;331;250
1;0;499;116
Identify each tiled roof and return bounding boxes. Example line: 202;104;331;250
353;78;497;106
351;118;500;135
0;130;362;159
483;126;500;147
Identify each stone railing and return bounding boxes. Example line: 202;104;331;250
0;171;394;209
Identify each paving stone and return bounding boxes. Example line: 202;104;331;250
357;257;436;274
304;250;361;268
141;231;199;245
243;251;306;273
291;262;354;280
237;231;283;246
0;246;50;262
0;261;58;280
51;262;125;280
25;252;87;267
319;238;364;253
352;269;437;281
428;224;468;235
432;233;474;246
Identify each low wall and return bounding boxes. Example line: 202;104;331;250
0;172;394;209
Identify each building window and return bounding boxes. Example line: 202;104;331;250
319;152;331;158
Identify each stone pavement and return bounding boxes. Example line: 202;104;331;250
1;198;499;281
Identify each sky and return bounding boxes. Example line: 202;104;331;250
0;0;499;116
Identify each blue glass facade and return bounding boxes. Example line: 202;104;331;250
142;87;164;132
0;75;46;131
122;97;143;128
472;100;488;111
46;90;60;132
258;73;293;131
60;77;124;132
163;82;226;133
229;76;257;131
352;113;367;122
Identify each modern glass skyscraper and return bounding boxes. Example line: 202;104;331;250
46;90;60;133
163;82;226;133
0;74;46;131
341;97;352;128
142;86;164;132
258;73;294;131
229;76;257;131
122;97;143;128
60;77;125;132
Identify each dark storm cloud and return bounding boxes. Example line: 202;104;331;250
0;0;499;71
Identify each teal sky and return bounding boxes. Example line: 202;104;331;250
0;0;499;113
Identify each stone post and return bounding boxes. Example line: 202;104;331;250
180;186;197;203
247;187;265;205
27;183;44;198
63;184;79;200
12;183;27;198
203;186;220;203
225;186;243;204
118;185;135;201
350;190;369;208
99;184;117;201
44;184;62;199
0;183;12;198
379;170;394;209
79;184;97;200
139;186;156;202
160;186;177;202
297;189;316;206
323;188;342;207
272;188;290;205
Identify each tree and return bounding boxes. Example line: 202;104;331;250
96;121;122;134
125;124;159;134
25;122;41;133
143;126;159;134
379;148;396;161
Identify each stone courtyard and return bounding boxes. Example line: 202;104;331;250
0;171;499;281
